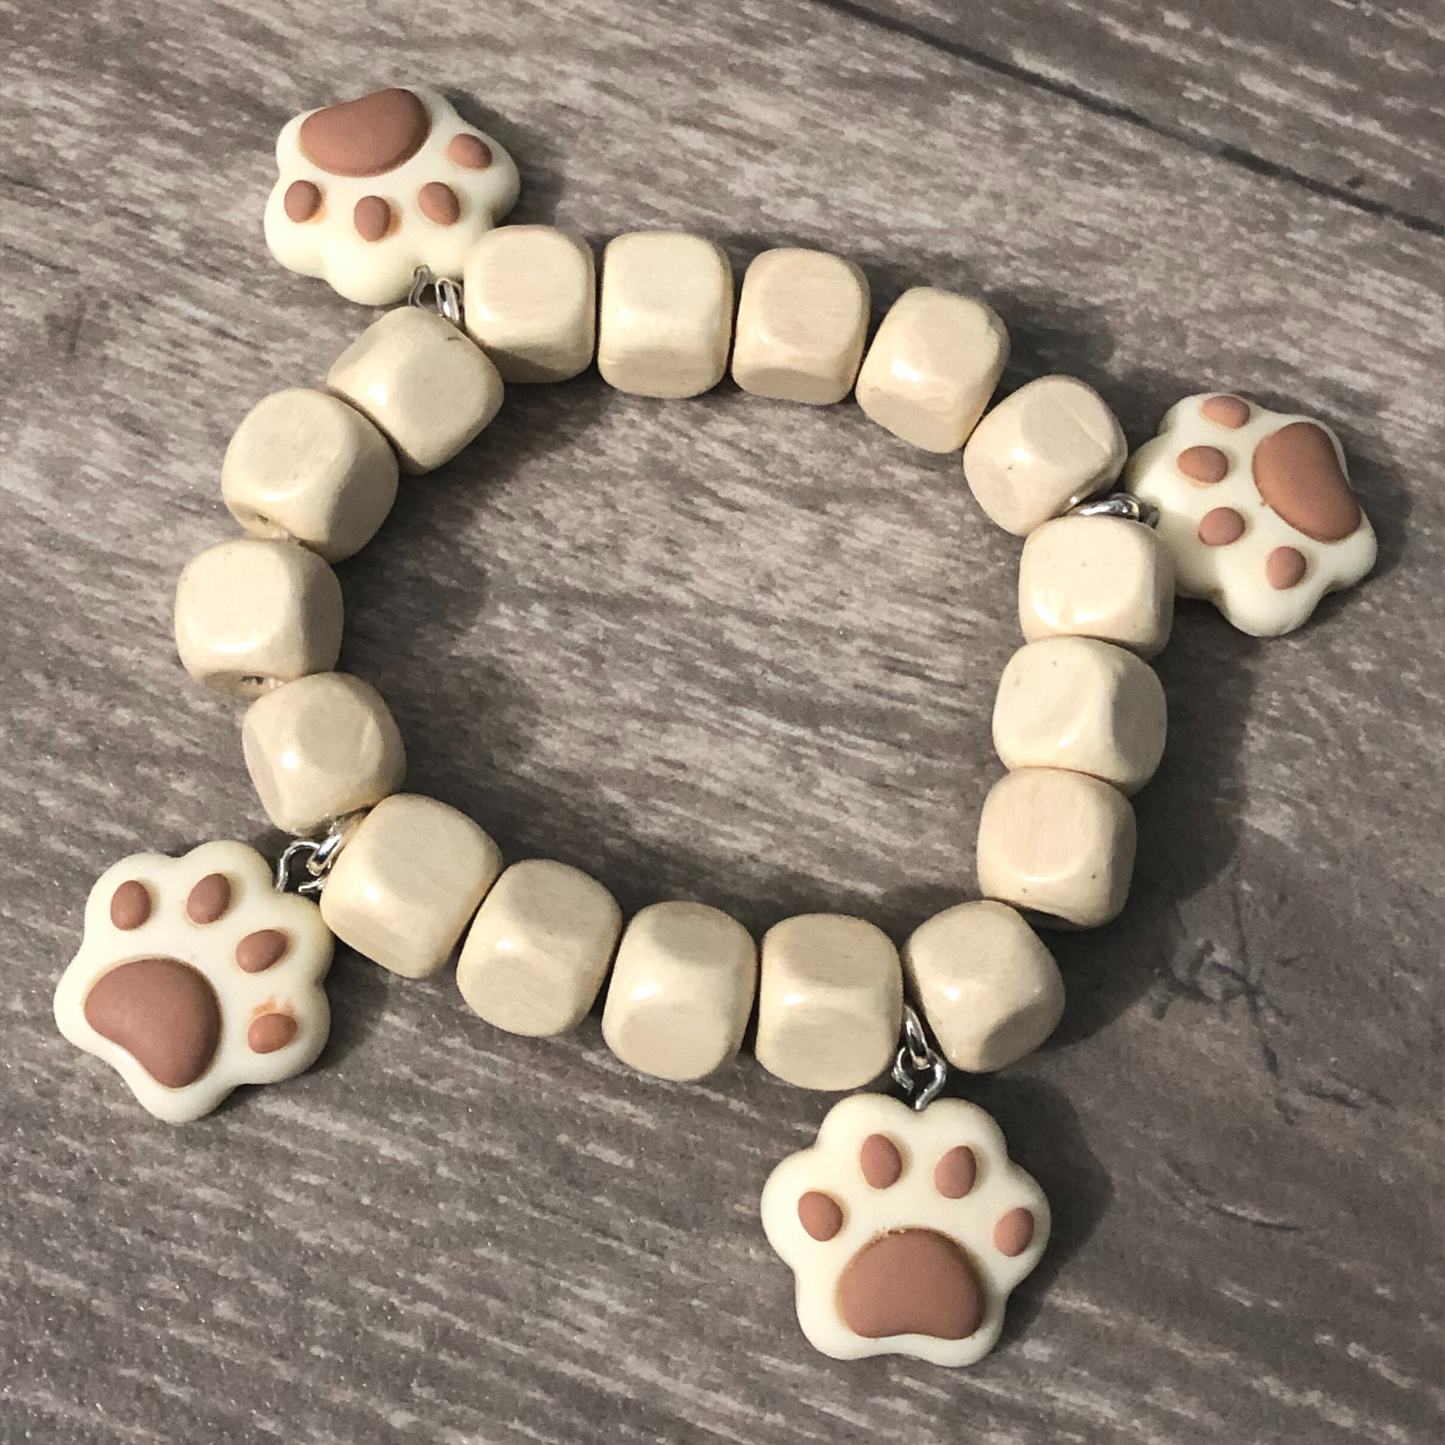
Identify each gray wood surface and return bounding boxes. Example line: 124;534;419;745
820;0;1445;232
2;2;1442;1442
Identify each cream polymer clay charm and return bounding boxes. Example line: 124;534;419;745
1123;393;1376;636
54;840;333;1123
761;1011;1049;1365
265;86;520;305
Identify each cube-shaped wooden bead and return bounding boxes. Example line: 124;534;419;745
731;248;870;405
963;375;1127;535
1019;514;1175;659
456;860;622;1036
319;795;503;978
855;287;1009;452
463;226;596;383
242;672;407;835
976;768;1136;929
174;537;343;696
992;636;1168;795
902;901;1064;1072
327;307;504;474
600;902;757;1080
755;915;903;1090
222;388;399;562
597;232;733;398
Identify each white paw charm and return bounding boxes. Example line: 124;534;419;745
54;841;333;1123
264;86;520;305
761;1093;1049;1365
1123;393;1376;636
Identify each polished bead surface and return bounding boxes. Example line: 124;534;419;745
855;287;1009;452
241;672;407;836
976;767;1137;929
327;306;504;474
319;794;503;978
902;900;1064;1072
755;914;903;1090
992;636;1168;795
963;375;1127;535
731;248;870;405
222;387;399;562
600;901;757;1080
174;537;343;696
1018;514;1175;658
463;225;596;383
456;860;622;1036
597;231;734;398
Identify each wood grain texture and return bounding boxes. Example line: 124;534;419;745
1;1;1443;1442
824;0;1445;231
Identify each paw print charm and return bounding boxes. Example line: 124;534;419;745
264;86;520;305
1123;393;1376;636
761;1093;1048;1366
54;841;333;1123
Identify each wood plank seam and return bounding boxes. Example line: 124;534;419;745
807;0;1445;239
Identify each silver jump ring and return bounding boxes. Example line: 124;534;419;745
408;265;463;327
1068;491;1160;528
892;1005;948;1111
273;815;358;896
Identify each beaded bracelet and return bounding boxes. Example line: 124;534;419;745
50;86;1378;1370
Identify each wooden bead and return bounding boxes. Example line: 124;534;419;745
174;537;343;696
755;915;903;1091
855;287;1009;452
962;375;1127;535
221;388;399;562
462;226;596;383
327;307;504;474
241;673;406;836
976;768;1136;929
319;795;503;978
597;232;733;398
456;860;622;1036
992;636;1168;795
600;902;757;1080
902;901;1064;1072
731;248;870;405
1018;514;1175;659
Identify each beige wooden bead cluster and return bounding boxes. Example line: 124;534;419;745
174;223;1178;1089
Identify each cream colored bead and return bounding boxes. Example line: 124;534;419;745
755;915;903;1091
1019;514;1175;659
976;768;1136;929
855;287;1009;452
600;902;756;1081
992;636;1167;795
730;248;869;405
319;795;503;979
327;307;504;474
597;232;734;398
963;375;1127;535
902;901;1064;1072
221;388;399;563
462;226;596;383
456;860;622;1036
241;673;406;836
174;537;343;696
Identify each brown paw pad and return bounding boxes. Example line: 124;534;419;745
84;957;221;1089
299;87;431;178
55;841;333;1123
839;1228;985;1341
763;1095;1049;1365
1124;393;1376;636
